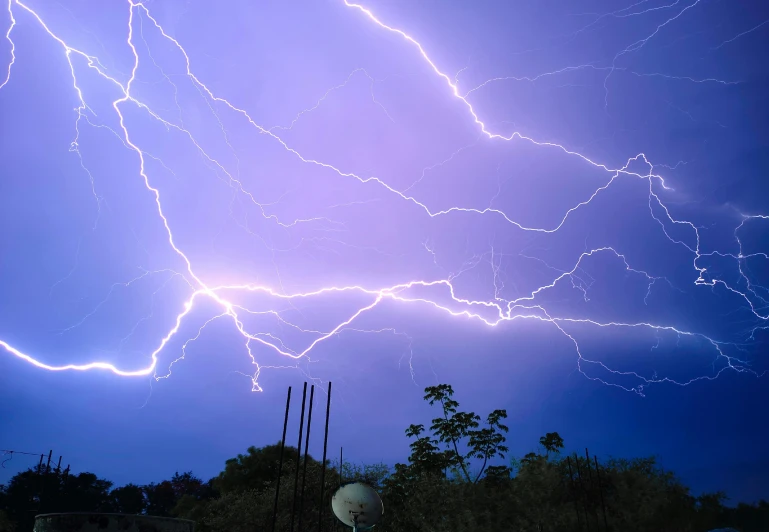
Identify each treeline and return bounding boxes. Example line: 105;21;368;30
2;384;768;531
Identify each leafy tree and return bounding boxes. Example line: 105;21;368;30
141;471;208;517
214;443;311;494
168;472;204;499
723;500;769;531
5;382;769;532
142;480;176;517
110;483;145;514
539;432;565;456
0;509;14;532
0;468;113;532
380;384;512;530
201;460;336;532
170;476;219;523
418;383;509;483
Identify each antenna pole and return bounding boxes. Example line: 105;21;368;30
585;449;599;531
318;381;332;532
337;446;344;532
41;449;53;513
574;453;592;532
594;455;609;531
271;386;292;532
298;385;315;532
290;382;308;532
566;456;583;531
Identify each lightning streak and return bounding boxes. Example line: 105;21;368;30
0;0;766;396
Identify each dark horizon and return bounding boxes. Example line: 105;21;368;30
1;0;768;513
3;384;768;532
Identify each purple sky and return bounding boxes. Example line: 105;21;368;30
1;0;768;504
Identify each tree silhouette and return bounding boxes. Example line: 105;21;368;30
2;383;768;531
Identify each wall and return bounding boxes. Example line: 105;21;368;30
34;513;194;532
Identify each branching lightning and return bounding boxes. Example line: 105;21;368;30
1;0;767;396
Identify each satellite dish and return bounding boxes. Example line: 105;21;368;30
331;482;384;530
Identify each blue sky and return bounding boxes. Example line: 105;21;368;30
1;0;768;504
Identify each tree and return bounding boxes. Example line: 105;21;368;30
214;443;311;494
539;432;564;456
0;468;113;532
110;483;145;514
420;383;509;483
5;382;766;532
379;384;512;531
142;480;176;517
141;471;208;517
0;509;14;532
170;476;219;523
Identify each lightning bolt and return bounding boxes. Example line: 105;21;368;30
0;0;766;397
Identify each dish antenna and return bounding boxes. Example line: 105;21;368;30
331;482;384;531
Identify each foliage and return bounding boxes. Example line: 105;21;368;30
214;443;309;495
1;383;768;532
109;483;145;514
416;383;509;483
0;509;14;532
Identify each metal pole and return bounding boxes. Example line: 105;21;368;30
42;450;53;513
337;446;344;532
566;456;582;531
574;453;591;532
271;386;292;532
585;449;599;531
290;382;308;532
318;381;332;532
298;384;315;532
594;456;609;531
52;456;63;513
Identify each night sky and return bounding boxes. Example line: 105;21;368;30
2;0;768;505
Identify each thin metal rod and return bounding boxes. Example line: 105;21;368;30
297;385;315;531
594;455;609;531
271;386;292;532
318;381;332;532
40;450;53;513
574;453;592;532
566;456;583;531
340;447;343;486
585;449;599;531
290;382;308;532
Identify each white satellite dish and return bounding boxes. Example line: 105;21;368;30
331;482;384;531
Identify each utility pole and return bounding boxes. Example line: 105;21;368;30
271;386;292;532
574;453;591;532
290;383;308;532
297;384;315;532
317;381;333;532
594;455;610;531
567;456;583;531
